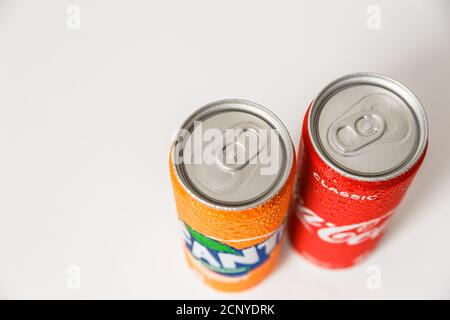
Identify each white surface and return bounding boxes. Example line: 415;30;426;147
1;0;449;299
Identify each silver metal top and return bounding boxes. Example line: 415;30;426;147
309;73;428;181
172;99;294;210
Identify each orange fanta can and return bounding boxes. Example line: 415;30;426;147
170;99;295;292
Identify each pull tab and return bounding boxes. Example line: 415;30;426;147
329;111;385;154
216;128;263;171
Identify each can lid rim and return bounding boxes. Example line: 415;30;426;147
172;99;294;211
308;72;428;181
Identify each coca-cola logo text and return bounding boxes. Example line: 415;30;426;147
296;204;392;246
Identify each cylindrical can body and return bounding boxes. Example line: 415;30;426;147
170;99;295;291
289;73;428;269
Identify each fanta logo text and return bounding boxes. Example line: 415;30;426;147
313;172;377;201
179;222;284;277
297;204;391;246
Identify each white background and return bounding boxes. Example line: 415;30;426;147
1;0;449;299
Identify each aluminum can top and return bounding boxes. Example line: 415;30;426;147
172;99;294;210
309;73;428;181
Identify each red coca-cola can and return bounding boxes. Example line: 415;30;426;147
289;73;428;268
